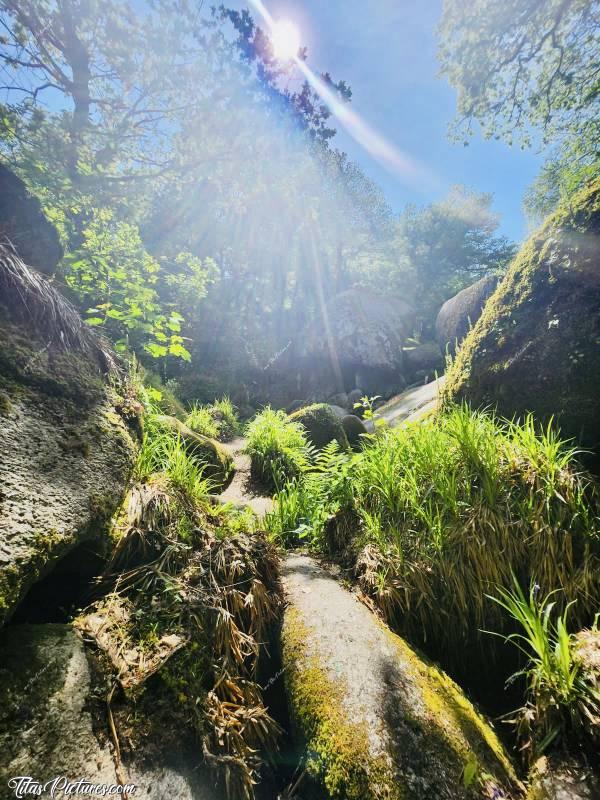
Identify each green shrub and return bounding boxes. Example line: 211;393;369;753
489;578;600;759
210;396;240;441
289;403;349;449
244;407;310;490
264;442;352;547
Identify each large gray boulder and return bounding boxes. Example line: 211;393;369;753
0;249;138;626
404;341;445;381
0;164;63;274
281;554;518;800
436;274;499;355
0;624;218;799
445;180;600;456
298;288;414;398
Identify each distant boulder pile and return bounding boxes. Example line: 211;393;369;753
445;179;600;456
297;287;414;399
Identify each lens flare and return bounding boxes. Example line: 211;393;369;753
248;0;438;190
271;20;300;61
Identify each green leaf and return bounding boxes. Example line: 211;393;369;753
145;343;169;358
168;342;191;361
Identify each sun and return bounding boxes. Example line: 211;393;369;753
271;19;300;61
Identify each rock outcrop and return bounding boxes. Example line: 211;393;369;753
436;274;499;355
0;164;63;274
526;755;600;800
0;249;138;626
341;414;368;448
445;180;600;454
298;288;414;398
281;554;518;800
0;624;218;799
404;341;445;381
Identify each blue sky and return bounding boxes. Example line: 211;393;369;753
252;0;546;242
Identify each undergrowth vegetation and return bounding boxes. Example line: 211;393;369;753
489;579;599;760
90;392;281;799
186;396;240;442
135;414;216;505
265;405;600;666
244;407;312;490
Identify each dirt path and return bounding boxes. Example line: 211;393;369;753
365;375;445;431
219;436;273;516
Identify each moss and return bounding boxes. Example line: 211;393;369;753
289;404;349;450
0;313;105;405
377;621;516;788
283;607;517;800
283;608;404;800
0;528;66;627
444;178;600;453
0;391;12;415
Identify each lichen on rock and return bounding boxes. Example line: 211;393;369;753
0;251;139;626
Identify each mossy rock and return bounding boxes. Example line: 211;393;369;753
0;316;138;627
0;164;63;274
445;179;600;455
155;415;234;489
289;403;349;450
281;555;518;800
341;414;368;448
0;624;220;798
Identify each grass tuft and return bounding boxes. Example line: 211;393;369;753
244;407;311;490
488;577;599;759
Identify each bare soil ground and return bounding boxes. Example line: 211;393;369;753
218;436;274;516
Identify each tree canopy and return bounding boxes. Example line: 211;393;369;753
439;0;600;217
0;0;516;397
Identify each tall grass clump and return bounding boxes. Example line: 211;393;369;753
489;578;599;759
186;402;220;439
185;396;240;442
210;396;240;441
244;407;311;490
136;413;215;504
303;404;600;662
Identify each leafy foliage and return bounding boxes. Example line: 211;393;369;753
439;0;599;149
264;441;353;547
439;0;600;216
